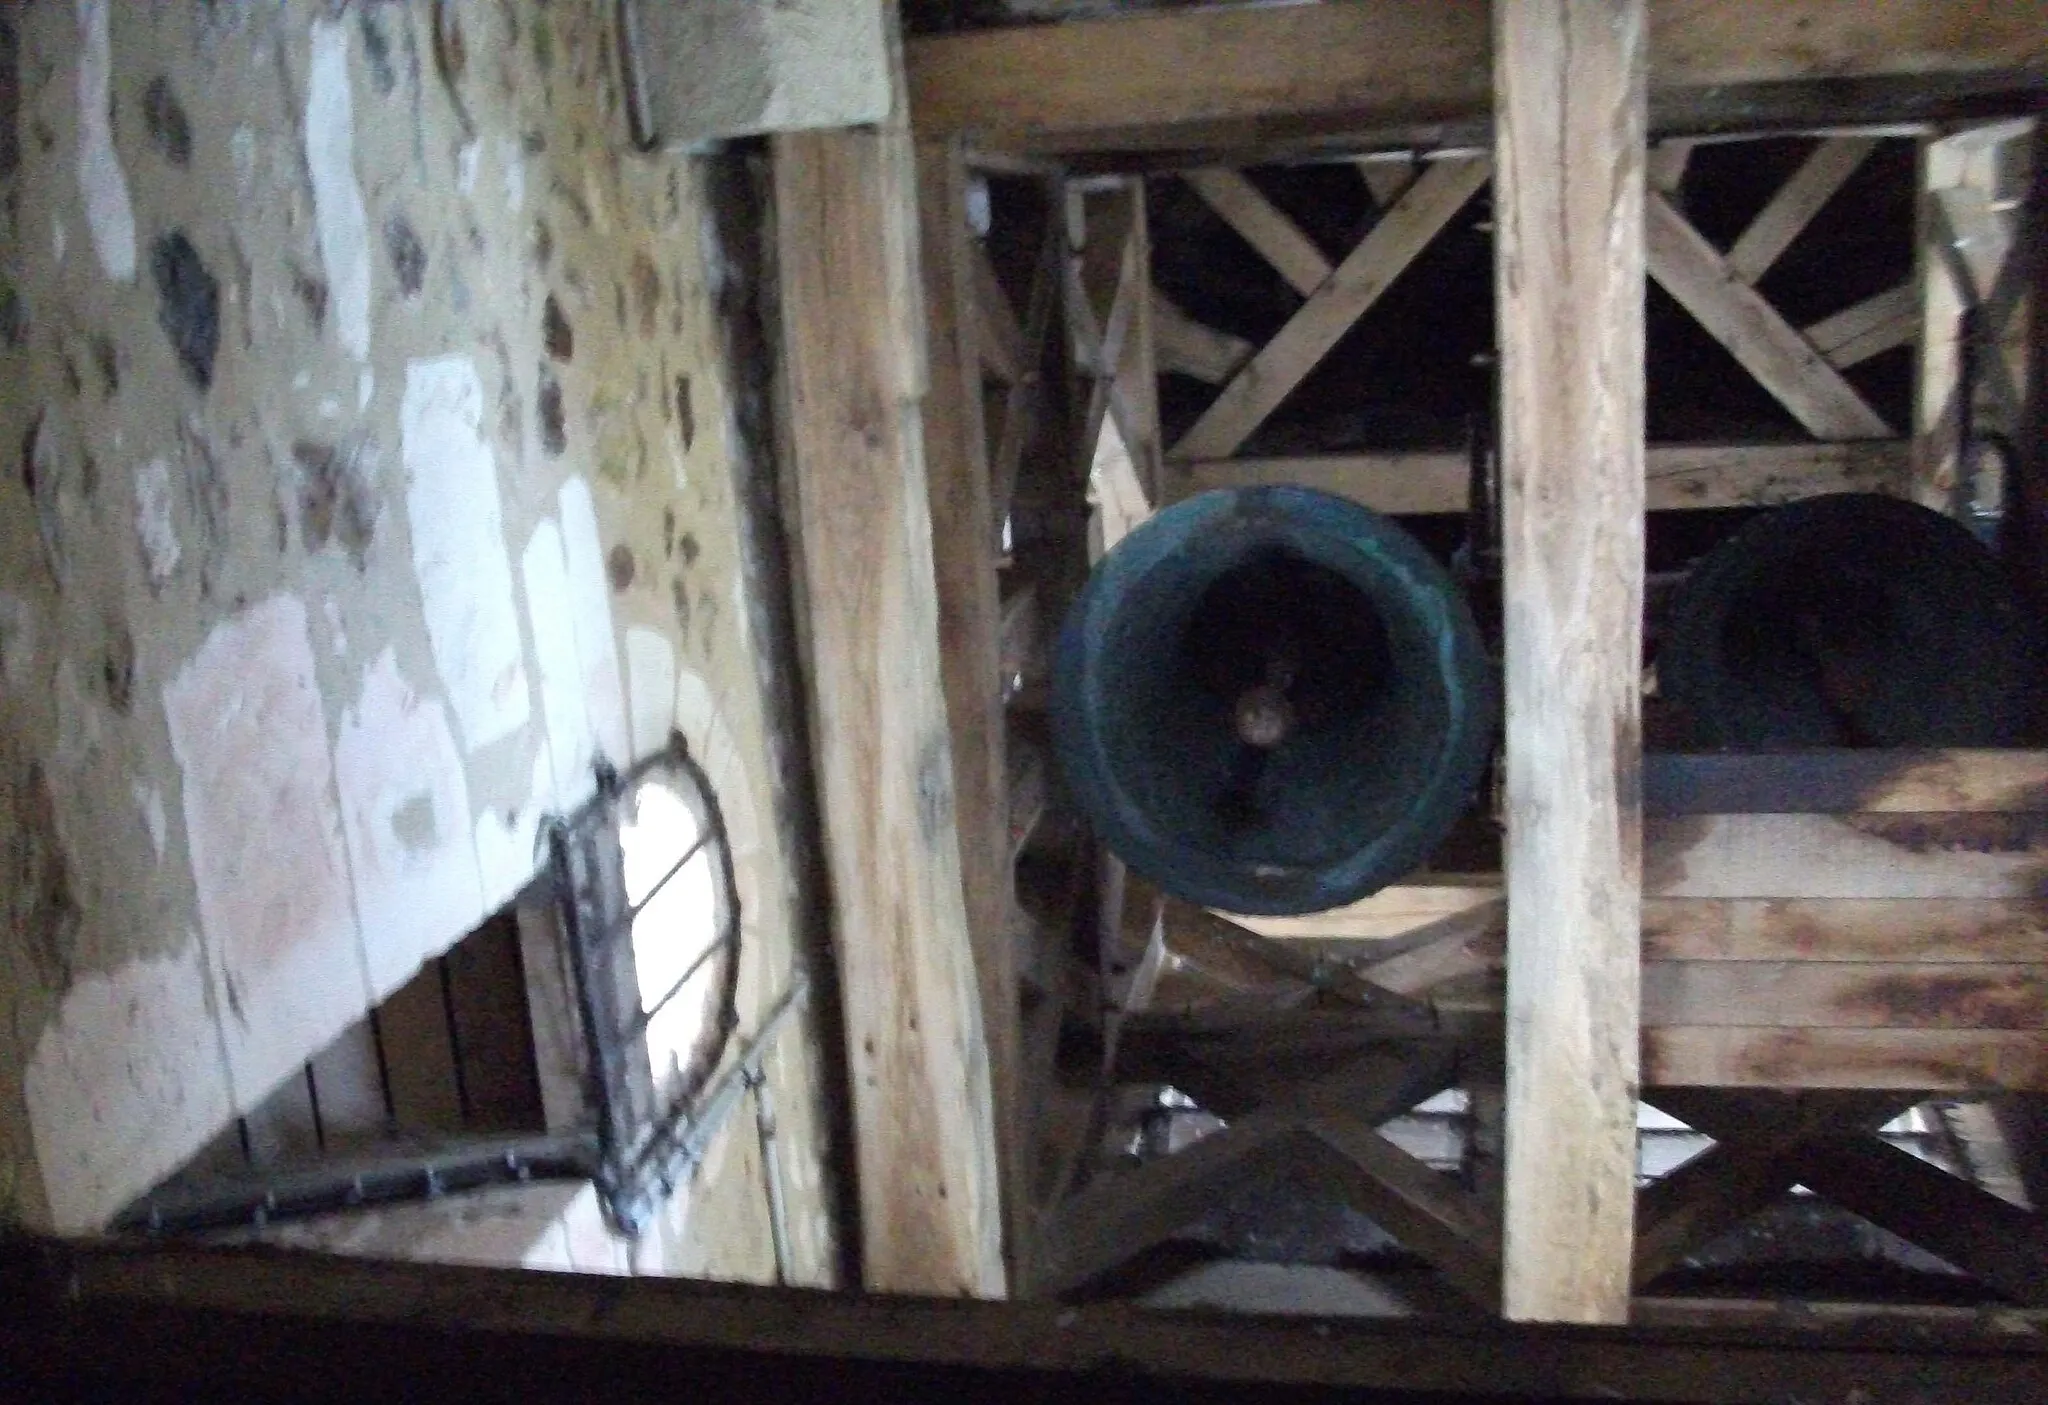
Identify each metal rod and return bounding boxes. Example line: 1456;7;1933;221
624;976;809;1221
748;1060;795;1286
625;829;715;923
623;919;740;1040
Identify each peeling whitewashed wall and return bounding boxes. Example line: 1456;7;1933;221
0;0;836;1284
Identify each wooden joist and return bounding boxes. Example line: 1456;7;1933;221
1787;1133;2048;1305
1493;0;1646;1324
971;242;1030;384
1632;1093;1914;1287
906;0;2048;158
1645;192;1892;439
1170;159;1490;462
775;122;1005;1298
1028;1116;1308;1297
1806;283;1918;370
1174;440;1910;513
1724;137;1878;285
1308;1116;1503;1310
1183;168;1333;297
1149;287;1254;385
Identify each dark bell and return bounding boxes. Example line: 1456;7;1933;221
1661;492;2043;749
1051;486;1497;916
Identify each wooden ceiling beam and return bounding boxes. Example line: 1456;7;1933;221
907;0;2048;159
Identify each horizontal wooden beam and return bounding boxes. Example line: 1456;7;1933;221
1644;1026;2048;1090
43;1240;2048;1400
1644;813;2048;899
1645;899;2048;964
1643;749;2048;816
907;0;2048;158
1175;440;1911;512
1643;961;2048;1029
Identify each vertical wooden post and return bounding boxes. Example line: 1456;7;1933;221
1914;120;2036;517
1493;0;1647;1324
915;135;1025;1276
773;109;1007;1297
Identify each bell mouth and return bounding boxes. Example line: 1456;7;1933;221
1053;486;1497;916
1662;493;2042;750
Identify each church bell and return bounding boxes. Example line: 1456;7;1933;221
1659;492;2042;749
1051;486;1497;916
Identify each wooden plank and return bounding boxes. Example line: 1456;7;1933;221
906;0;2048;155
1644;1026;2048;1090
1643;962;2048;1029
774;118;1006;1298
1231;895;2048;968
1644;899;2048;964
376;961;464;1134
1170;159;1489;462
1725;137;1878;285
1183;168;1333;296
1792;1133;2048;1305
626;0;889;146
1646;192;1892;439
1806;283;1918;369
1225;876;1503;942
1176;439;1910;512
1641;438;1910;505
1643;813;2048;899
442;913;545;1133
306;1017;390;1152
1149;287;1253;384
239;1066;321;1169
1643;750;2048;817
513;899;591;1135
31;1241;2048;1404
1493;0;1646;1326
971;242;1029;384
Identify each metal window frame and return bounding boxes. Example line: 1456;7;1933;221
547;733;805;1242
